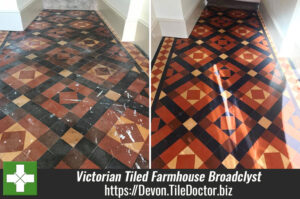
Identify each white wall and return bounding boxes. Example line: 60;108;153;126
104;0;130;17
139;0;149;26
151;4;162;59
281;0;300;68
153;0;183;20
260;0;300;68
152;0;204;38
0;0;19;11
0;0;22;30
17;0;34;9
182;0;201;18
262;0;297;37
98;0;149;55
130;0;149;55
0;0;42;31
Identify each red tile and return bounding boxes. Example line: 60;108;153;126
42;99;69;118
42;82;66;98
99;136;138;168
71;97;96;118
19;114;49;138
60;92;78;104
264;152;285;169
176;155;195;169
128;79;147;93
80;159;100;169
22;140;47;160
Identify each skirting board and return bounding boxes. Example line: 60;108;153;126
158;0;204;38
259;1;283;50
185;0;206;37
260;2;299;68
0;0;42;31
98;0;126;39
134;20;149;56
151;19;162;59
21;0;43;30
158;18;188;38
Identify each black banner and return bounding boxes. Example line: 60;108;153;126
0;170;298;198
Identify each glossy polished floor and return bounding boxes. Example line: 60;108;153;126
152;6;300;169
0;10;149;169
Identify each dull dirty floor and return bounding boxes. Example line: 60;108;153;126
0;10;149;169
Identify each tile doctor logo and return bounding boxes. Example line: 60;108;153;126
3;161;37;196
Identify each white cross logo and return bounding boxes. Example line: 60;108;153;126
6;164;35;192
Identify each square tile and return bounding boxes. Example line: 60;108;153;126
59;70;72;77
258;117;272;129
105;90;121;101
0;9;149;169
183;118;197;131
13;95;30;107
61;128;83;147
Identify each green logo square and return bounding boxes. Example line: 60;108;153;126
3;161;37;196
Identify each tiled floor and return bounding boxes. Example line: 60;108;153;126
0;31;8;47
152;6;300;169
0;10;149;169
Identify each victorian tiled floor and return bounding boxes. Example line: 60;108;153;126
0;10;149;169
152;6;300;169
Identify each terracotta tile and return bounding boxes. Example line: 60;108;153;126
0;9;149;170
19;114;49;138
42;99;69;118
23;140;47;160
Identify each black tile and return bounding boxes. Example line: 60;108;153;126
75;138;97;157
37;151;61;169
50;120;70;136
49;139;72;157
105;158;129;169
89;147;113;168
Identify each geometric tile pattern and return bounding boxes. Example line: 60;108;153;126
152;6;300;169
151;38;174;103
122;42;149;76
0;10;149;169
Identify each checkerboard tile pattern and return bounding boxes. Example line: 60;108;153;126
151;38;174;103
152;6;300;169
0;10;149;169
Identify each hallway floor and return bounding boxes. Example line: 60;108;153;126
152;6;300;169
0;10;149;169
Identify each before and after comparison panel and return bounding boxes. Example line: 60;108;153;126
0;0;300;172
